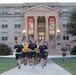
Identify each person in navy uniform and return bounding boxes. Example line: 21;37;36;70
28;39;37;69
39;40;48;69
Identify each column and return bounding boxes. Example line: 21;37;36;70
45;16;49;41
55;16;59;48
24;16;28;41
55;16;61;49
34;16;38;42
55;16;59;37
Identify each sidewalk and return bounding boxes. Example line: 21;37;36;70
0;58;73;75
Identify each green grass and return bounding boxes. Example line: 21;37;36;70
0;57;16;74
52;57;76;75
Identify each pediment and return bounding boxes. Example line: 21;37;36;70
25;4;59;12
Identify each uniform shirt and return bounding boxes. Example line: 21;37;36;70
36;46;39;53
22;45;29;52
39;45;48;54
28;43;37;51
14;44;23;53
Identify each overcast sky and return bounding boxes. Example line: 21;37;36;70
0;0;76;4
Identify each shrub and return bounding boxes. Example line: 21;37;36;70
71;46;76;55
0;43;11;55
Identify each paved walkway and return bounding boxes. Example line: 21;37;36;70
0;55;73;75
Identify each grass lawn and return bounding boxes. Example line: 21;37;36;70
0;57;16;74
52;57;76;75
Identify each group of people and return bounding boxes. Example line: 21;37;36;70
14;39;48;69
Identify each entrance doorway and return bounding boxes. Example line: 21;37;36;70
39;36;44;40
37;16;45;41
38;31;45;40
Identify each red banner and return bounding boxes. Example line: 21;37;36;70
49;17;55;30
28;17;34;34
49;18;54;22
28;17;34;30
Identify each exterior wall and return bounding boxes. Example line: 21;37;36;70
0;17;24;46
0;3;76;48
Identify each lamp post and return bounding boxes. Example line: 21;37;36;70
56;29;61;49
56;29;60;39
57;29;60;34
22;30;26;42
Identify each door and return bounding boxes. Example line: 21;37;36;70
39;36;44;41
37;16;45;41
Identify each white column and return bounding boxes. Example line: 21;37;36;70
24;16;28;41
55;16;59;37
34;16;38;41
55;17;59;48
55;16;61;49
45;16;49;41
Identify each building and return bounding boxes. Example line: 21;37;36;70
0;2;76;49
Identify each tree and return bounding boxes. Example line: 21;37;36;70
67;8;76;55
71;46;76;55
67;8;76;40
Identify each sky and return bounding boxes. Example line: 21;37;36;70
0;0;76;4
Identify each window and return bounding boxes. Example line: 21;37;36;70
1;20;8;28
62;9;69;14
2;10;8;15
57;43;60;45
63;31;69;40
14;32;20;40
62;20;68;28
1;32;8;41
63;36;69;40
14;21;21;28
14;10;21;15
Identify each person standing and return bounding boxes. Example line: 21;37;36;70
14;41;23;69
28;39;37;69
61;45;67;62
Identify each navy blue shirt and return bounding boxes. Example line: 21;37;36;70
14;44;23;53
28;43;37;50
39;45;48;54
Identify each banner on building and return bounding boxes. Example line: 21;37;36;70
49;17;55;30
49;17;55;34
28;17;34;34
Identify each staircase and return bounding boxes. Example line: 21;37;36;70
48;42;70;55
48;42;62;55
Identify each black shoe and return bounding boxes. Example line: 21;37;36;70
17;63;19;66
44;64;46;67
18;66;21;69
30;64;32;66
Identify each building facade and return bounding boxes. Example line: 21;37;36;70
0;3;76;48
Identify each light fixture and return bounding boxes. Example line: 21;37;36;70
57;29;60;33
22;30;26;33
